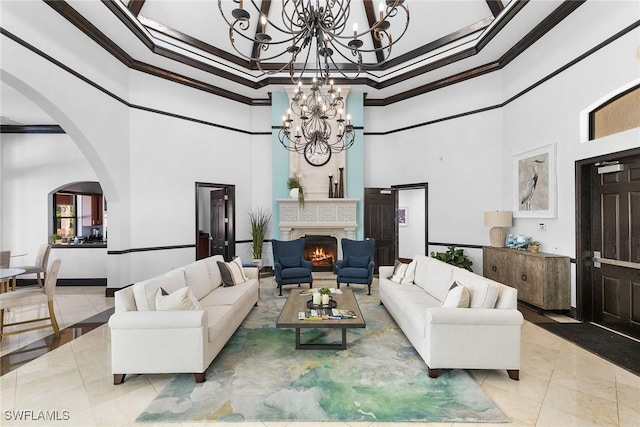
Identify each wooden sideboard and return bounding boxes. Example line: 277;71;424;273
483;246;570;311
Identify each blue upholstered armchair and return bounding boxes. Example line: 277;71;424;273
334;238;375;295
272;238;313;296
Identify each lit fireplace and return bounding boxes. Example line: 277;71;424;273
304;235;338;272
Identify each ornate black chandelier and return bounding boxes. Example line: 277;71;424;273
218;0;410;83
278;77;354;156
218;0;409;157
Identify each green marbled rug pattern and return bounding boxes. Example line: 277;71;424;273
136;287;508;423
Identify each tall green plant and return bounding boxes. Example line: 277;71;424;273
248;208;271;259
430;245;473;271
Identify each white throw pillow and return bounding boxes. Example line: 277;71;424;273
389;259;416;284
155;287;201;311
468;282;500;308
441;282;470;308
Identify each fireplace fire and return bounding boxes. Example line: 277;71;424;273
304;236;338;272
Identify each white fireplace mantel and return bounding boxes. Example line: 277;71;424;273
276;198;359;245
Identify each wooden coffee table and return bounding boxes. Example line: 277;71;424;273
276;288;366;350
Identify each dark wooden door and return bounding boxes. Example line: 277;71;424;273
364;188;396;272
592;155;640;336
210;189;227;259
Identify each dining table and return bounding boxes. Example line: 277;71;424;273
0;268;26;293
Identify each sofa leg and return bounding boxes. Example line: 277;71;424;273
368;284;371;295
113;374;126;385
194;372;206;383
279;284;282;296
427;368;440;378
507;369;519;381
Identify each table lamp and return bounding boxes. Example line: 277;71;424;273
484;211;513;247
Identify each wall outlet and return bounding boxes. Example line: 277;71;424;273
538;223;546;231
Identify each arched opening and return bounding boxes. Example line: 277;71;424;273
48;181;106;246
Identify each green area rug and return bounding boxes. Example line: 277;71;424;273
136;287;508;423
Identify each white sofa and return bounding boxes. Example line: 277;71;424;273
379;255;524;380
108;255;259;384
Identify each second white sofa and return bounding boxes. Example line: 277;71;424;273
109;255;259;384
379;255;524;380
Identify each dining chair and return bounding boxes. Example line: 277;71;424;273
0;250;10;293
0;259;62;340
15;244;51;288
0;251;10;268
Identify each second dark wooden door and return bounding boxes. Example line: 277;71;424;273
364;188;396;272
591;155;640;337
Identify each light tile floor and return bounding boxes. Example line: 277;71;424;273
1;277;639;427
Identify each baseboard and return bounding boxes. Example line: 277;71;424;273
16;278;107;287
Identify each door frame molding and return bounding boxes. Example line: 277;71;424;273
575;146;640;322
195;182;236;261
391;183;429;257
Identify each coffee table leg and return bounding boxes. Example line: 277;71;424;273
294;328;348;350
295;328;302;349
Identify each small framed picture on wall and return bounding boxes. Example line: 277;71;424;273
398;207;408;226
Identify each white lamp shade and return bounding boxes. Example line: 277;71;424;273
484;211;513;227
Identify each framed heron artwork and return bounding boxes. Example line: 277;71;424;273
513;143;557;218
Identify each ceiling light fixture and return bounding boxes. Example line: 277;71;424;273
218;0;410;83
279;77;354;159
218;0;409;158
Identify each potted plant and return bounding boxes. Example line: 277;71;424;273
248;208;271;267
320;286;331;305
287;175;305;207
528;240;540;253
430;245;473;271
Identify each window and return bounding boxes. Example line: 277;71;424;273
589;84;640;140
54;193;76;239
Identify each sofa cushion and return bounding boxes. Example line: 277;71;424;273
389;259;416;284
155;287;201;311
347;256;370;268
199;280;258;307
279;255;301;268
218;259;247;286
414;257;453;301
132;269;186;311
280;267;311;279
182;260;213;300
339;267;370;279
441;282;470;308
203;255;225;291
200;304;234;342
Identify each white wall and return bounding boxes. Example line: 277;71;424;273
365;72;504;247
